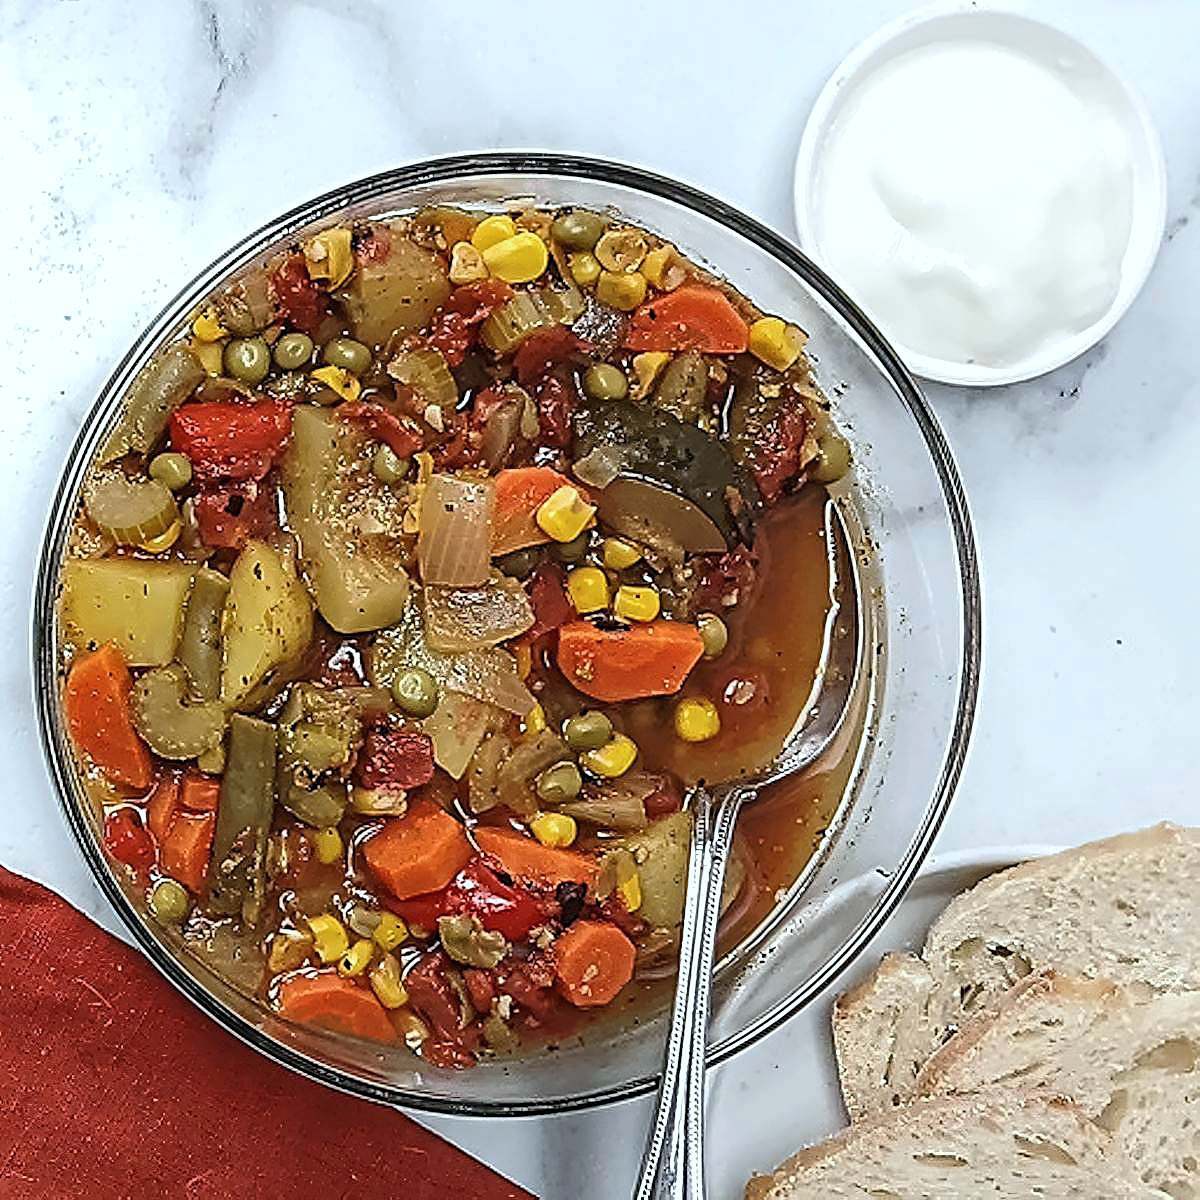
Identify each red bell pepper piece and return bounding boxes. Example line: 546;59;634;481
426;280;514;367
527;563;574;639
532;373;575;449
391;859;546;942
404;951;481;1069
356;728;436;790
170;399;293;483
103;807;155;872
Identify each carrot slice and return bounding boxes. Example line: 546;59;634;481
363;798;473;900
553;920;636;1007
474;826;598;889
492;467;574;556
623;285;749;354
64;644;153;790
276;972;397;1044
145;773;181;843
180;772;220;812
160;810;216;894
556;620;704;702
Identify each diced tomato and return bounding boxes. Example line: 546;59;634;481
443;279;514;323
193;481;277;550
180;772;220;812
355;226;391;264
169;399;293;483
691;545;758;614
527;563;574;638
103;807;155;872
338;402;425;458
270;254;326;335
492;959;558;1023
513;327;586;385
746;403;809;504
405;952;481;1069
532;373;575;450
463;968;497;1014
644;773;684;818
356;728;436;790
391;859;547;942
426;280;514;368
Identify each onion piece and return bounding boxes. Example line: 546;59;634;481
423;574;534;653
421;691;503;780
369;593;534;716
388;345;458;413
418;474;495;587
560;773;656;831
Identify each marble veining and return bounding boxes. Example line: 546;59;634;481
3;1;1199;1196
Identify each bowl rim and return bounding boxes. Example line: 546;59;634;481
31;150;981;1116
792;1;1168;387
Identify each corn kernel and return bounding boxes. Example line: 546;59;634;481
369;953;409;1009
523;701;547;736
618;870;642;913
191;307;227;342
631;351;671;399
303;227;354;287
641;245;674;289
748;316;806;372
601;537;642;570
482;231;549;284
373;912;409;952
449;240;488;284
192;339;225;376
674;697;721;743
139;520;181;555
596;269;648;311
471;214;518;252
614;585;660;623
531;812;577;849
338;938;375;978
535;485;596;543
582;733;638;778
310;826;343;865
567;566;609;614
308;913;350;964
568;251;601;287
311;364;361;402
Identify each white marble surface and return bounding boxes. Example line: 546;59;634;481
3;0;1199;1196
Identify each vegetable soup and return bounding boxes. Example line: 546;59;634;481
57;205;852;1067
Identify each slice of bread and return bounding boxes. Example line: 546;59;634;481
916;971;1200;1198
745;1090;1166;1199
833;825;1200;1118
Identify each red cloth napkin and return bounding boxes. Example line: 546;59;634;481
0;865;534;1200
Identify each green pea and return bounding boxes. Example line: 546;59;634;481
223;336;271;384
274;331;315;370
391;667;439;718
497;547;541;578
697;612;729;660
322;336;372;376
582;362;629;402
551;210;607;251
372;444;409;485
149;877;190;924
535;761;583;803
563;711;613;752
810;433;852;484
148;452;193;491
553;531;590;563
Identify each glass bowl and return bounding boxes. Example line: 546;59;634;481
32;153;979;1116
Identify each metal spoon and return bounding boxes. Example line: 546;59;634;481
634;495;863;1200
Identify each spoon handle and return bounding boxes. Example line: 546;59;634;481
634;784;752;1200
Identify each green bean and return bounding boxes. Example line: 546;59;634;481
178;568;230;702
208;714;276;920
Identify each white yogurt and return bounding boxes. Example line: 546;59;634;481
811;37;1135;371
